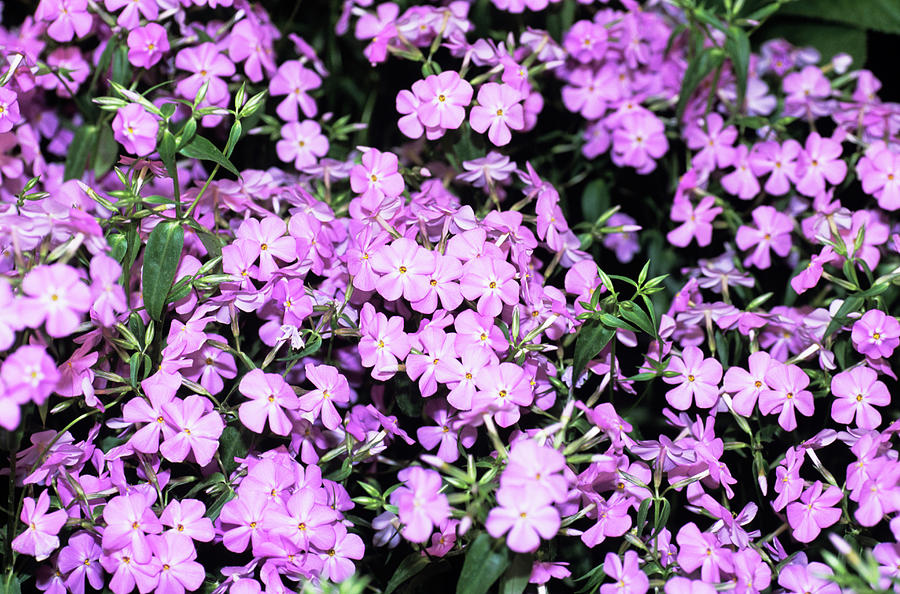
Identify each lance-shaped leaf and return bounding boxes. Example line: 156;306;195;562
142;221;184;321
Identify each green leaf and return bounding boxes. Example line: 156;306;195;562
581;178;610;223
158;130;178;183
111;43;131;86
778;0;900;34
652;498;671;537
142;221;184;321
619;302;656;336
457;533;510;594
573;319;615;381
217;425;245;475
676;48;721;121
93;125;119;179
384;554;431;594
759;21;867;66
179;134;239;176
65;125;97;181
724;26;750;112
499;554;532;594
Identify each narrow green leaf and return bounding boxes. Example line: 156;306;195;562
676;48;720;121
823;294;861;339
158;130;178;183
499;554;533;594
457;533;510;594
65;125;97;180
111;43;131;86
581;179;610;223
725;26;750;112
92;125;119;179
142;221;184;321
179;134;239;176
619;303;656;336
779;0;900;35
573;319;615;383
385;554;431;594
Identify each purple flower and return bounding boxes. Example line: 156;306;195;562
472;362;533;428
150;533;205;594
501;438;568;503
414;71;473;132
127;23;170;69
791;245;836;295
662;346;722;410
175;42;235;106
350;148;405;203
270;60;321;121
58;531;104;594
859;145;900;211
160;395;224;467
317;524;364;583
759;361;815;431
11;490;67;561
0;88;22;133
600;550;648;594
675;522;733;582
795;132;847;197
736;205;793;269
160;499;214;543
358;302;411;381
851;309;900;359
389;467;449;543
238;369;301;436
830;365;891;429
723;351;773;416
778;561;840;594
38;0;93;42
485;487;560;553
721;145;761;199
469;82;524;146
749;139;801;196
20;264;92;338
277;120;329;169
101;492;163;563
2;345;60;408
611;111;668;174
666;196;721;248
459;256;519;318
114;103;159;157
299;363;350;430
266;488;339;551
104;0;157;28
786;481;842;543
370;237;435;303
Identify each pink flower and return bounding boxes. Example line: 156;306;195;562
685;113;737;173
562;66;615;120
749;139;800;196
723;351;773;416
406;328;457;398
175;42;235;106
859;146;900;211
160;499;214;543
611;111;668;174
502;439;568;503
354;2;399;65
127;23;170;69
101;492;163;563
786;481;842;543
266;489;339;550
416;401;476;463
721;145;761;199
667;196;721;248
854;459;900;526
469;82;524;146
358;303;410;381
663;346;722;410
113;103;159;156
2;345;60;408
414;71;473;131
795;132;847;197
38;0;92;42
235;217;297;282
389;467;449;543
759;361;814;431
89;254;128;327
350;148;405;202
11;490;67;561
318;524;365;583
370;237;435;303
20;264;91;338
238;369;301;436
563;20;607;63
830;365;890;429
0;88;22;133
299;363;350;430
269;60;321;121
105;0;158;29
851;309;900;359
473;362;534;427
675;522;733;582
459;256;519;318
580;494;632;547
791;245;836;295
276;120;328;169
150;532;205;594
600;550;648;594
410;251;463;314
160;395;224;466
58;531;104;594
735;205;793;269
486;487;559;553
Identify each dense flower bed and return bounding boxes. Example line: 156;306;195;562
0;0;898;593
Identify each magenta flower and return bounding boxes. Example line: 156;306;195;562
183;340;235;394
791;245;837;295
276;120;329;169
89;254;128;327
675;522;733;582
358;303;411;381
851;309;900;359
561;67;615;120
160;395;224;467
685;113;737;173
101;492;163;563
581;494;633;547
0;88;22;133
113;103;159;156
721;145;761;199
854;459;900;526
389;467;450;543
160;499;214;543
299;363;350;430
831;365;890;429
126;23;170;69
414;71;473;131
100;545;159;594
501;439;568;503
238;369;301;436
20;263;92;338
778;561;840;594
318;523;365;583
175;42;235;106
662;346;722;410
611;111;668;174
2;345;60;407
735;205;793;269
859;146;900;211
370;237;435;303
759;362;815;431
459;256;519;318
354;2;399;65
219;494;270;553
38;0;93;42
416;401;476;463
473;362;534;427
410;251;463;314
731;549;772;594
469;82;524;146
723;351;773;416
269;60;321;121
486;487;559;553
350;148;405;202
600;550;648;594
266;489;339;550
664;577;716;594
58;531;104;594
795;132;847;197
104;0;157;28
749;139;801;196
150;532;205;594
786;481;842;543
406;328;457;398
11;490;67;561
666;195;721;248
563;20;607;63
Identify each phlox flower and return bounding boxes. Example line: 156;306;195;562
349;148;404;203
127;23;170;69
358;303;411;381
265;489;339;551
873;542;900;591
235;217;297;282
501;439;568;503
113;103;159;156
0;88;21;133
851;309;900;359
436;346;499;411
89;254;128;327
563;20;607;64
854;459;900;526
228;19;277;83
782;65;832;119
270;60;321;121
389;467;450;543
777;561;840;594
160;499;214;543
749;139;801;196
160;395;224;467
238;369;301;436
731;549;772;594
723;351;773;416
859;145;900;210
675;522;733;582
1;345;60;408
20;263;92;338
299;363;350;430
416;401;476;463
831;365;890;429
735;205;793;269
580;493;632;547
58;531;103;594
664;577;716;594
662;346;722;410
318;523;364;583
175;42;235;106
150;532;205;594
101;492;163;563
104;0;157;28
666;195;722;248
472;362;533;427
406;328;457;398
410;251;463;314
276;120;329;169
485;487;559;553
600;550;648;594
469;82;524;146
11;490;67;561
685;113;737;173
354;2;399;65
791;245;836;295
37;0;92;42
759;362;814;431
456;152;517;189
721;145;761;199
414;71;473;132
530;561;571;585
561;66;616;120
459;256;519;318
611;111;668;174
795;132;847;197
99;545;159;594
786;481;842;543
369;237;435;303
